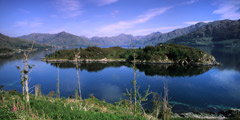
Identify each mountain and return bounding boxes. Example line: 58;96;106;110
0;33;48;49
90;34;136;46
18;33;55;43
18;23;207;47
19;31;98;47
167;19;240;47
18;19;240;47
136;22;207;45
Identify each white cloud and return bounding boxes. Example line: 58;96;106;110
50;14;58;18
55;0;82;18
89;0;118;6
210;69;240;98
111;10;119;16
184;20;212;25
213;0;240;20
15;21;43;27
211;70;239;82
98;7;171;35
184;0;199;4
174;0;199;6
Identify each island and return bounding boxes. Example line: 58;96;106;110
42;44;220;66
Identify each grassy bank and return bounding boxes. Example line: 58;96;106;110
1;90;234;120
0;90;146;120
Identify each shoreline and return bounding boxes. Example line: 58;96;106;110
1;89;239;120
41;58;220;66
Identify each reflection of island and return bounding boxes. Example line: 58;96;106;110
50;62;212;77
136;64;212;77
50;62;127;72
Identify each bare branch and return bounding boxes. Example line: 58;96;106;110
27;41;35;57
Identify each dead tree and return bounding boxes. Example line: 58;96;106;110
56;64;60;98
35;84;41;96
17;65;25;95
24;42;35;102
132;40;137;112
75;49;82;100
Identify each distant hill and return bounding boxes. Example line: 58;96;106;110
19;33;55;43
18;19;240;47
90;34;137;46
167;19;240;47
136;22;207;45
19;31;98;47
0;33;48;49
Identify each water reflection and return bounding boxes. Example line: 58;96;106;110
195;47;240;71
210;69;240;99
50;62;212;77
136;64;212;77
1;47;240;113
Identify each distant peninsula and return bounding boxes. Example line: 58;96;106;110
0;33;50;56
42;44;220;66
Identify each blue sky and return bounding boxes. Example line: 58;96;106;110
0;0;239;37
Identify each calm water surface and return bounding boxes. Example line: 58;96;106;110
0;47;239;112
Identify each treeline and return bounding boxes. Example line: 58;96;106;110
46;44;206;63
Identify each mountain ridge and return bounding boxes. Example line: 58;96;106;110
17;19;240;47
166;19;240;47
19;31;97;47
0;33;48;49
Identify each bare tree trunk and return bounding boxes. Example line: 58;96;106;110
75;50;81;100
22;85;25;95
133;62;137;112
35;84;41;96
132;40;137;112
23;57;30;102
25;77;29;102
76;67;81;99
21;69;25;95
57;64;60;98
23;42;34;103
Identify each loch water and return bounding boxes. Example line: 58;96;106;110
0;47;239;113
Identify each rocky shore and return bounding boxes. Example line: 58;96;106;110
42;56;220;66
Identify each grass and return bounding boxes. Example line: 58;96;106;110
0;89;233;120
0;90;146;120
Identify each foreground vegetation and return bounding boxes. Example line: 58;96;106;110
0;90;147;120
2;90;239;120
44;44;219;65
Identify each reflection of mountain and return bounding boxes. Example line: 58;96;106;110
195;47;240;72
211;48;240;71
50;62;211;77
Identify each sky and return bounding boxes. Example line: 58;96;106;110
0;0;239;37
